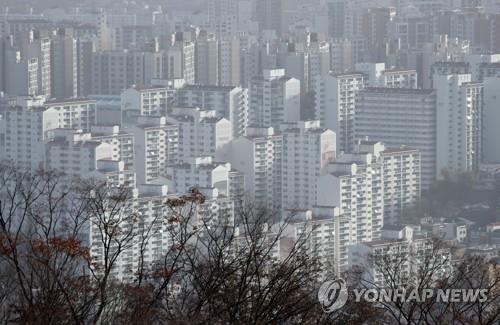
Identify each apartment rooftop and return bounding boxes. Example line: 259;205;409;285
362;87;434;95
329;71;365;78
181;85;237;91
45;98;96;105
382;146;419;154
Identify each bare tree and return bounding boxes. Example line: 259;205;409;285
0;165;341;324
351;238;500;325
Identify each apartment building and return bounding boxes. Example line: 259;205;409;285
130;116;179;184
281;121;336;212
168;107;232;163
355;87;436;188
90;184;234;281
121;85;176;116
434;73;482;176
313;72;365;153
45;129;112;179
248;69;300;129
44;98;97;132
216;127;283;213
0;95;48;170
176;84;248;137
91;125;135;170
317;146;385;272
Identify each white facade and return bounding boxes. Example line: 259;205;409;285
88;160;136;189
0;95;49;170
355;87;436;188
44;99;97;132
91;125;135;170
45;129;112;179
166;156;232;196
380;147;421;225
168;107;232;163
176;85;248;137
355;63;418;88
281;121;336;212
348;232;451;287
130;116;179;184
313;72;365;153
216;127;283;212
248;69;300;129
293;206;341;275
382;69;418;89
121;86;175;116
317;148;384;271
90;184;234;281
167;40;195;85
483;77;500;163
0;96;98;171
434;74;482;176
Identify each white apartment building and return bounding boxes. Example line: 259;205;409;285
434;74;482;176
121;85;176;116
348;226;451;287
45;129;112;179
166;156;232;196
88;159;136;189
248;69;300;129
2;46;40;96
284;40;331;93
167;38;195;85
216;127;283;213
281;121;336;212
382;69;418;89
1;96;97;170
23;32;52;97
307;40;331;92
293;206;342;276
353;140;421;226
90;184;234;281
317;148;384;271
91;125;135;170
380;146;421;225
313;72;365;153
90;183;171;282
44;98;97;132
176;85;248;137
355;87;436;188
355;62;418;88
130;116;179;184
0;95;49;170
166;157;245;208
483;76;500;163
168;107;232;163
